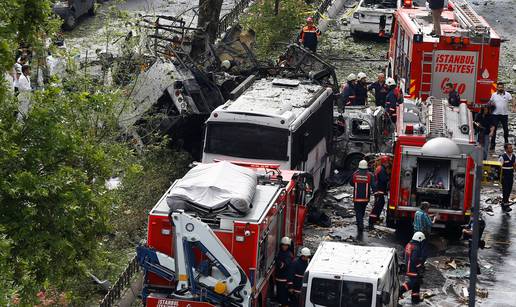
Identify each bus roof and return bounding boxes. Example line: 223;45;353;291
209;78;331;129
307;242;395;280
396;1;499;43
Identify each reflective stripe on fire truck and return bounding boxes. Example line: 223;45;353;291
409;79;416;97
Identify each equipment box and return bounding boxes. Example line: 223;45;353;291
482;160;502;185
416;158;450;194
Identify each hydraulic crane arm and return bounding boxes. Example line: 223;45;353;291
137;210;252;307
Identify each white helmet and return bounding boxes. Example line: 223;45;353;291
347;73;357;82
386;77;396;86
358;160;368;169
221;60;231;70
281;236;292;245
412;231;426;242
300;247;311;257
357;72;367;80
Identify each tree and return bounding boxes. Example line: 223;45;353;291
191;0;224;58
0;79;133;303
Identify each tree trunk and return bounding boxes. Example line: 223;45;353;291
191;0;224;58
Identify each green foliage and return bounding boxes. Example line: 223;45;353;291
0;80;133;304
240;0;313;58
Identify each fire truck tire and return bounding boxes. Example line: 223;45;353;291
386;211;396;228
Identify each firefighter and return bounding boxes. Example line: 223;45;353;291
445;82;461;107
355;72;368;105
428;0;444;36
339;73;357;110
385;77;398;124
498;143;515;212
367;73;388;108
288;247;310;307
276;237;294;306
298;17;321;53
399;232;427;304
369;156;390;229
350;160;374;232
462;216;486;275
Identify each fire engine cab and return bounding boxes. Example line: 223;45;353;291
387;98;475;230
137;161;313;307
389;0;501;107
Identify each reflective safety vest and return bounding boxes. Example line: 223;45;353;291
500;153;515;172
351;170;373;202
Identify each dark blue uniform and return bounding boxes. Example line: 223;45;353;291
368;81;388;107
350;169;374;231
276;249;294;305
385;89;397;118
299;26;321;52
369;164;389;227
340;82;356;109
354;81;368;105
499;152;515;210
400;240;426;303
288;257;309;307
448;89;461;107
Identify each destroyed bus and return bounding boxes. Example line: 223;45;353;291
386;98;476;232
388;0;501;108
137;161;314;307
202;77;333;192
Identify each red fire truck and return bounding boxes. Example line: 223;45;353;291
388;0;501;107
386;98;476;231
137;161;313;307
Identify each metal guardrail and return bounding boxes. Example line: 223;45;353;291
99;255;140;307
217;0;254;37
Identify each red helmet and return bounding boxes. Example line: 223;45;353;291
380;155;390;164
306;17;314;23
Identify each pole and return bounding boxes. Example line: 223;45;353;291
468;145;483;307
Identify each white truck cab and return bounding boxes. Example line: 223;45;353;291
350;0;401;37
302;242;400;307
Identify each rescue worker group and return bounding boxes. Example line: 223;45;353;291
272;15;516;306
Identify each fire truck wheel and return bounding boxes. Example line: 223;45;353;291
386;212;396;228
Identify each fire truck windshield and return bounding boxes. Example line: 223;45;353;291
204;122;289;161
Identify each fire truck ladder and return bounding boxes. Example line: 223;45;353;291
420;52;434;98
452;0;490;35
427;97;447;138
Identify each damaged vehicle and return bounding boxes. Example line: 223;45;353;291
332;105;390;170
53;0;96;30
350;0;400;37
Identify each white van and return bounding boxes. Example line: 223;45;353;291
350;0;400;37
202;77;333;191
302;242;400;307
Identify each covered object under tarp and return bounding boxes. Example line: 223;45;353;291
166;161;257;216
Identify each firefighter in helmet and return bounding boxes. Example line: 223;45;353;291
355;72;368;105
385;77;398;127
275;236;294;306
369;155;390;229
298;17;321;53
399;231;427;304
339;73;357;110
350;160;375;232
288;247;311;307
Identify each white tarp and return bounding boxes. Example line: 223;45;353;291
166;161;257;216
